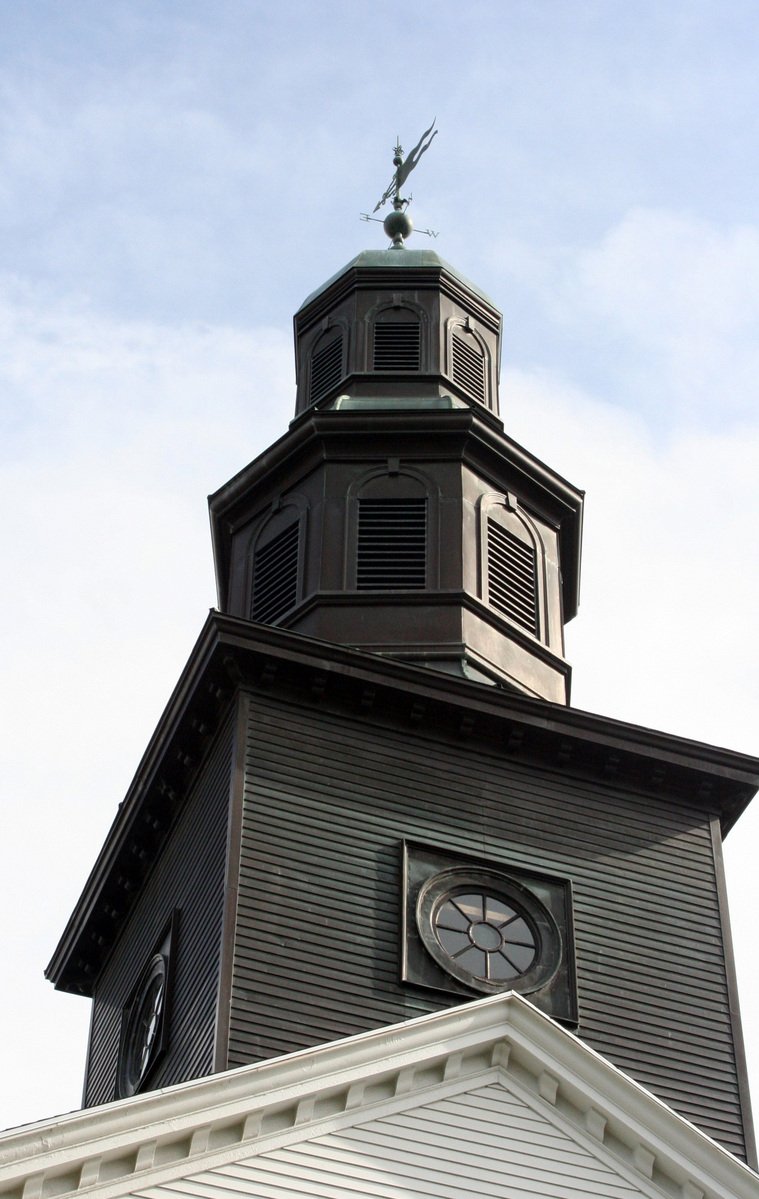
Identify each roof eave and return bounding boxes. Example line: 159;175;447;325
47;615;759;994
1;993;756;1199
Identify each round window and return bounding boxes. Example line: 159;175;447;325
117;953;167;1098
416;868;561;995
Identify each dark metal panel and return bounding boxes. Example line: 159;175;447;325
82;712;235;1107
229;691;748;1160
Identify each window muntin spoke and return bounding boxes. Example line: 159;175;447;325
437;901;470;932
449;893;484;922
432;888;537;983
437;927;470;956
489;953;520;981
485;899;517;925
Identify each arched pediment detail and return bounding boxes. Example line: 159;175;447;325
348;462;440;504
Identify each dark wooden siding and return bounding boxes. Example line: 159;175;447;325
229;691;747;1160
84;712;235;1106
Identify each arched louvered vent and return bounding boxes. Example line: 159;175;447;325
487;518;538;635
357;498;427;590
452;329;486;404
250;522;299;623
373;322;421;371
309;333;343;405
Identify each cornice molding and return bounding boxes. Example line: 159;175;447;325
207;407;584;617
296;258;502;334
46;614;759;993
1;995;756;1199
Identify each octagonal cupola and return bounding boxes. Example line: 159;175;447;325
210;134;582;703
292;247;503;420
211;234;582;702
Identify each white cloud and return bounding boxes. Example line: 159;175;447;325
495;209;759;427
574;211;759;419
578;211;759;340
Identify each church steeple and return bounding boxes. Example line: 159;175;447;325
46;138;758;1166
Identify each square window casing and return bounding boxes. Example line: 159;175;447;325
402;842;577;1025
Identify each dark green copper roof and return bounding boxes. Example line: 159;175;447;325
298;246;497;311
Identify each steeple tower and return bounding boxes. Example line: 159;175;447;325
210;134;582;701
46;134;757;1166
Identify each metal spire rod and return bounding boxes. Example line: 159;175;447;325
360;213;439;239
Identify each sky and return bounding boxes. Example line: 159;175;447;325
1;0;758;1135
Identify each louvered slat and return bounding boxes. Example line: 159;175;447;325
251;523;299;623
357;499;426;590
451;331;486;403
487;519;538;634
309;334;343;404
373;323;421;371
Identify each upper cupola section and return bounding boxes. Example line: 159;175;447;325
294;120;502;421
293;247;502;419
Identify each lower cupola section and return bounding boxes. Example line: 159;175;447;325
212;409;583;704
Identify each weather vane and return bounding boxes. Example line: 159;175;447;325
360;119;439;245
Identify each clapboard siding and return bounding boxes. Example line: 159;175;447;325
228;692;746;1158
84;713;234;1106
135;1083;647;1199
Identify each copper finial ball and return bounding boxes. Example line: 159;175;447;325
383;207;413;247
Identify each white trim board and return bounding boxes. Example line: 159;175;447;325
0;994;756;1199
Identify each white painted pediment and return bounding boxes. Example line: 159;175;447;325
136;1078;657;1199
1;995;756;1199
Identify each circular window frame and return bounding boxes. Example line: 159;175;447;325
416;867;562;996
117;953;168;1098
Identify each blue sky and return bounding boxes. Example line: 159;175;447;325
1;1;758;1133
